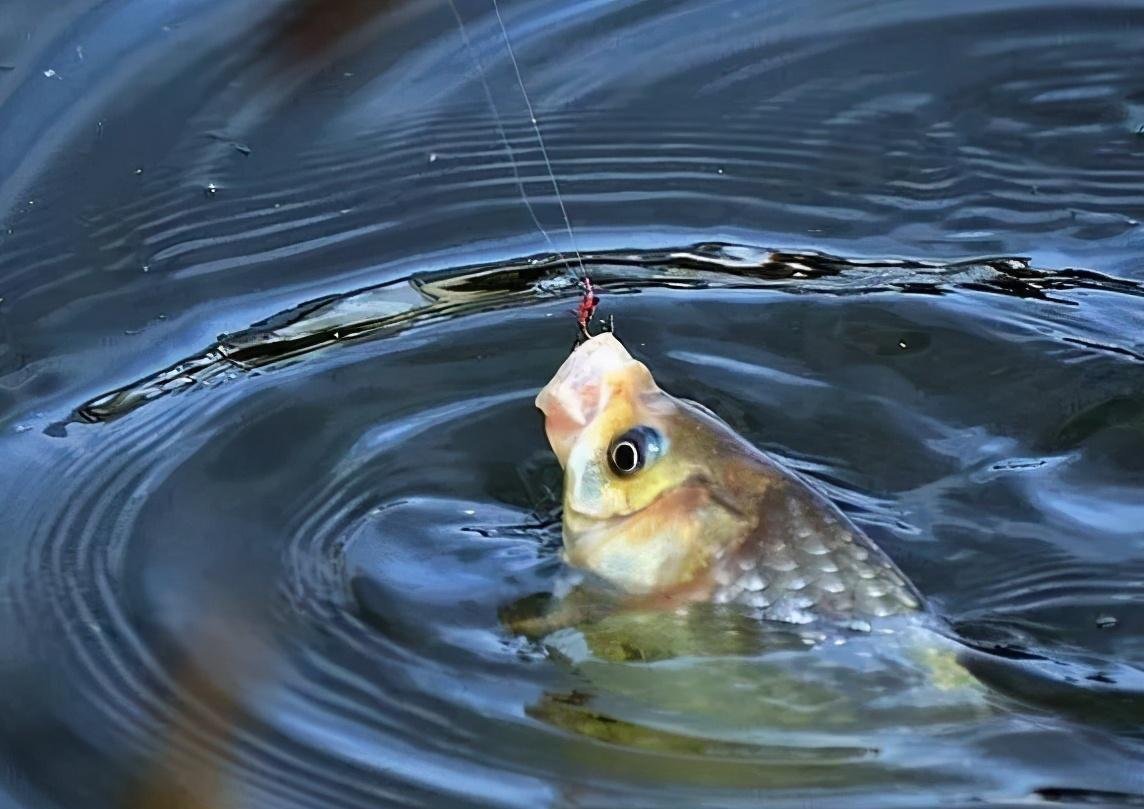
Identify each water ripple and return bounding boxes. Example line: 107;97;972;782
4;0;1144;806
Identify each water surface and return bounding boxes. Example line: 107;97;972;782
2;1;1144;807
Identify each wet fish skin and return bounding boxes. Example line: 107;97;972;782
536;333;923;624
703;436;922;623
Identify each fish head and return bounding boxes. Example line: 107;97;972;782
536;333;687;517
535;333;752;593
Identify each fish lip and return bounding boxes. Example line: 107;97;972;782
535;333;657;468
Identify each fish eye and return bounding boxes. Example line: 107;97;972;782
607;426;662;477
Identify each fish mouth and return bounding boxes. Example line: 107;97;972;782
535;333;654;467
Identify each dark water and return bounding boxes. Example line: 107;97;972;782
3;0;1144;807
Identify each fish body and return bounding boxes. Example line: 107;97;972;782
535;333;922;626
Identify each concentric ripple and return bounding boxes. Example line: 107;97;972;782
3;0;1144;807
3;273;1144;808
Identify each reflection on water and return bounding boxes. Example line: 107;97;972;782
2;0;1144;807
69;242;1144;424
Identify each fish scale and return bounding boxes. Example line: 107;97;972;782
714;480;921;624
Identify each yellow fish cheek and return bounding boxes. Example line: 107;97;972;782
570;486;729;593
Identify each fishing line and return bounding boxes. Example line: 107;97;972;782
489;0;586;279
445;0;583;283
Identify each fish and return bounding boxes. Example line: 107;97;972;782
535;332;924;626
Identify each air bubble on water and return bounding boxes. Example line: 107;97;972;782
204;183;218;196
142;265;150;273
134;168;143;175
428;153;438;163
42;68;57;78
463;509;476;516
898;340;908;349
14;424;31;433
716;167;724;175
1096;614;1118;629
